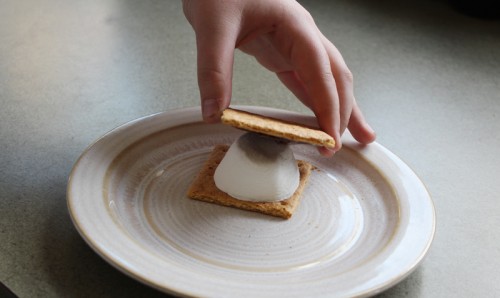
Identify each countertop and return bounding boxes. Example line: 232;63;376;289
1;0;499;297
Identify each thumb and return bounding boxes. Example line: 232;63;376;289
194;22;237;123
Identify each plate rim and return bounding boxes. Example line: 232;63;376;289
67;105;436;297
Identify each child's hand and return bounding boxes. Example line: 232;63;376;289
183;0;376;154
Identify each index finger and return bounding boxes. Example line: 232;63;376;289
189;5;240;123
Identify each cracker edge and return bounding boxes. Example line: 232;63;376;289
221;108;335;149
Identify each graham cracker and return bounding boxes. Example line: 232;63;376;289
187;145;313;219
221;108;335;149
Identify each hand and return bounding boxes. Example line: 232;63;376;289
183;0;376;155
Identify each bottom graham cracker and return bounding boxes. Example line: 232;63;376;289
186;145;313;219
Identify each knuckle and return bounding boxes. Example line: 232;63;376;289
296;3;315;24
303;10;315;24
197;67;229;100
301;70;333;88
198;67;226;85
340;68;354;83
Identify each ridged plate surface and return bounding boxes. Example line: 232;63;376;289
67;106;435;298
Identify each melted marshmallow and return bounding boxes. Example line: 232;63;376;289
214;132;300;202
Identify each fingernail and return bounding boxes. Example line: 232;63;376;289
202;98;220;123
318;146;335;157
365;124;375;135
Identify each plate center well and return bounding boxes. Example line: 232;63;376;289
104;124;399;273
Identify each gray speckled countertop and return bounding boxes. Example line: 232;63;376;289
1;0;499;297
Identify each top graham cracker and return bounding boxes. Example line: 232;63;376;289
220;108;335;149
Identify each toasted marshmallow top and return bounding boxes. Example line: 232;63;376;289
214;132;300;202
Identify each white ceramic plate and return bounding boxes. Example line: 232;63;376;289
67;106;435;298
